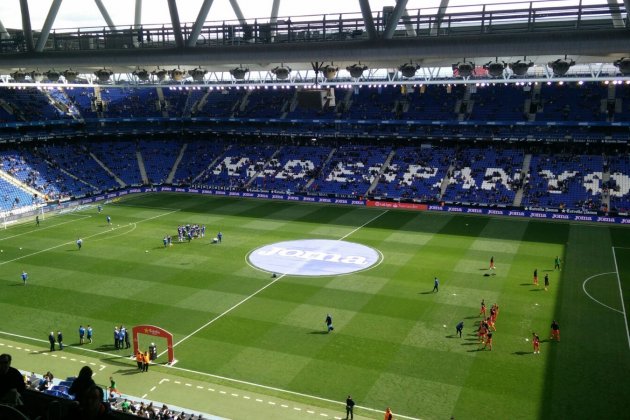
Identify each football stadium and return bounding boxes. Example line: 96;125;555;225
0;1;629;419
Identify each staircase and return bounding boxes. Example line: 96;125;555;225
0;170;41;197
245;146;282;188
89;152;126;188
513;153;532;207
156;87;169;117
366;150;396;195
191;91;212;115
439;163;456;199
166;143;188;184
305;147;336;190
136;151;149;184
601;156;611;210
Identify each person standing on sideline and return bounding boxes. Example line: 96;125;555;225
48;332;55;351
57;331;64;350
533;268;538;286
532;332;540;354
455;321;464;338
384;407;393;420
489;256;495;270
550;320;560;341
544;274;550;291
325;314;334;332
76;238;82;250
217;231;223;243
21;271;27;286
79;325;85;345
86;325;93;343
554;256;561;270
109;376;119;395
433;277;439;292
143;351;150;372
35;215;39;226
345;395;355;420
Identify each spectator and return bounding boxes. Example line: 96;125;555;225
0;353;25;406
69;366;95;403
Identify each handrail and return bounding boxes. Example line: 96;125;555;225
0;1;626;54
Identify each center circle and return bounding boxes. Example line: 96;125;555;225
248;239;381;276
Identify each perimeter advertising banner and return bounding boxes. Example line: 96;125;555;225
66;187;630;225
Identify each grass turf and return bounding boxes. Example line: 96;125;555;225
1;193;629;419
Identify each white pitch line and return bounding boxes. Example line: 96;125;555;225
338;210;388;241
582;272;623;314
0;215;92;241
0;209;179;267
171;210;389;351
612;247;630;350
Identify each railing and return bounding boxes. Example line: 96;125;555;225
0;0;627;54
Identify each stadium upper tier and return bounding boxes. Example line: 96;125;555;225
1;138;629;215
0;83;629;145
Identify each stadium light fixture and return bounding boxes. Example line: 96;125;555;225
30;70;43;82
152;68;168;82
483;60;506;78
322;64;339;81
548;57;575;76
613;57;630;76
44;69;61;82
346;63;368;79
271;65;291;80
398;62;420;78
188;67;207;82
508;59;534;76
63;69;79;83
453;61;475;78
169;68;185;81
133;68;151;82
10;70;27;83
94;68;113;83
230;66;249;80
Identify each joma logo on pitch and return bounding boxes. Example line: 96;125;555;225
257;247;369;265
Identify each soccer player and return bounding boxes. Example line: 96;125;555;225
490;304;497;324
21;271;28;286
550;320;560;341
489;256;495;270
433;277;439;292
106;216;111;225
544;274;550;291
79;325;85;344
554;256;561;270
533;268;538;286
325;314;334;332
98;204;103;213
483;331;493;351
35;215;39;226
479;299;486;317
487;316;496;332
477;321;488;344
217;231;223;243
532;332;540;354
86;325;93;343
455;321;464;338
384;407;393;420
76;238;82;250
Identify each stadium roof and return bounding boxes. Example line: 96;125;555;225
0;0;628;84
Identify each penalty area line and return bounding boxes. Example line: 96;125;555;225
612;247;630;351
582;272;623;314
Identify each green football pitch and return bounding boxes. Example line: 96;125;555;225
1;193;629;420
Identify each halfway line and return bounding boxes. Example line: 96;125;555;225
172;209;389;349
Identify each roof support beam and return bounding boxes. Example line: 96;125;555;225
383;0;409;39
134;0;142;28
229;0;247;26
270;0;281;26
94;0;116;30
19;0;35;52
430;0;450;36
186;0;215;47
35;0;63;52
608;0;625;28
167;0;184;48
401;9;417;37
0;19;10;40
357;0;377;40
